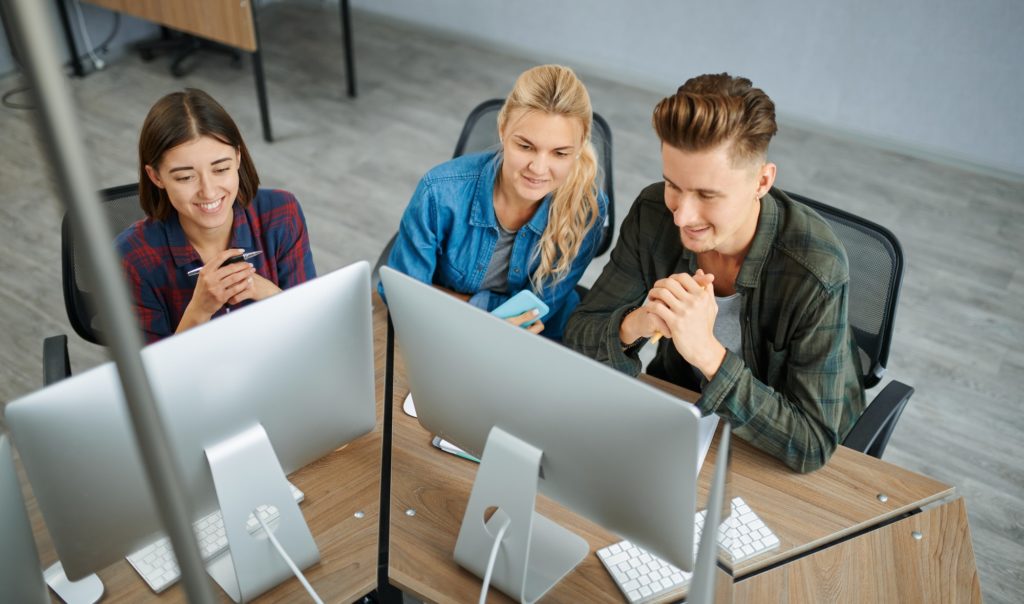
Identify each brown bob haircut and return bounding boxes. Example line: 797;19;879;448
652;73;777;167
138;88;259;220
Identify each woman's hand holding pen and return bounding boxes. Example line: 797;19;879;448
177;249;255;333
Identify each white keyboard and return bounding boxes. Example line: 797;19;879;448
126;482;305;593
596;497;779;604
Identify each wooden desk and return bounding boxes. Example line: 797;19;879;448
386;349;982;602
20;298;390;603
17;302;982;601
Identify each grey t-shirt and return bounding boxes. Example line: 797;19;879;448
693;292;742;381
479;224;518;294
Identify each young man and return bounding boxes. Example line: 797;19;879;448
564;74;865;473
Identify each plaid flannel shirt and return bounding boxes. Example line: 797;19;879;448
565;184;865;473
115;188;316;343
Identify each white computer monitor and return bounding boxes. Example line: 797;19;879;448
380;266;716;603
0;433;50;604
6;261;376;601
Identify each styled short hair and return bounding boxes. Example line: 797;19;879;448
137;89;259;220
652;73;777;166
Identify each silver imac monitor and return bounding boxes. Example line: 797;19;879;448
6;261;376;601
0;433;50;604
380;266;715;603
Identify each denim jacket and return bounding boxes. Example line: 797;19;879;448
381;151;608;340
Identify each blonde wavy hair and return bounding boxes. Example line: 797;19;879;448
497;64;600;291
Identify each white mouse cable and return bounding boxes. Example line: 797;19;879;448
478;515;511;604
71;0;106;70
254;511;324;603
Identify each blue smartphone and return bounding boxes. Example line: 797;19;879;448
491;290;550;327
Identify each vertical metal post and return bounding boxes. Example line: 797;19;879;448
339;0;356;97
249;2;273;142
53;0;84;77
689;422;734;604
2;1;216;602
376;312;401;601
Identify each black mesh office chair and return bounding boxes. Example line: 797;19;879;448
372;99;615;285
786;191;913;459
43;184;145;385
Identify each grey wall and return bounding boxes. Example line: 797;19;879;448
352;0;1024;177
0;2;158;78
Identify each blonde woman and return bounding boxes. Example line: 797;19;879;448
382;65;608;340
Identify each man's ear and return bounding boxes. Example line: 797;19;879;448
144;165;165;189
756;162;777;197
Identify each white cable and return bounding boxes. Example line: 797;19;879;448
71;0;105;69
479;516;511;604
254;510;324;604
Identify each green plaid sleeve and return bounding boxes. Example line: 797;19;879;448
564;196;654;375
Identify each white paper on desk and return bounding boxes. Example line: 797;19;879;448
402;392;417;417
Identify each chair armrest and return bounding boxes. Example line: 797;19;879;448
43;335;71;386
843;380;914;459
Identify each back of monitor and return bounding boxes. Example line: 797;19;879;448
381;266;706;570
0;433;49;604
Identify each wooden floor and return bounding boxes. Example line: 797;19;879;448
0;5;1020;602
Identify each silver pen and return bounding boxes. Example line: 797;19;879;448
186;250;263;277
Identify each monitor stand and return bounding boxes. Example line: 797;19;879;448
43;562;103;604
454;426;588;604
204;423;319;603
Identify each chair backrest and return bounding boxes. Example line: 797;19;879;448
785;191;905;389
61;183;145;345
452;99;616;257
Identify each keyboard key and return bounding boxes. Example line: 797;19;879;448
603;551;629;567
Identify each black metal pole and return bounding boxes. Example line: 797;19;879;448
53;0;84;76
252;48;273;142
249;2;273;142
374;312;403;602
340;0;356;98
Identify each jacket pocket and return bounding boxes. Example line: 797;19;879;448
763;343;788;386
437;254;466;287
